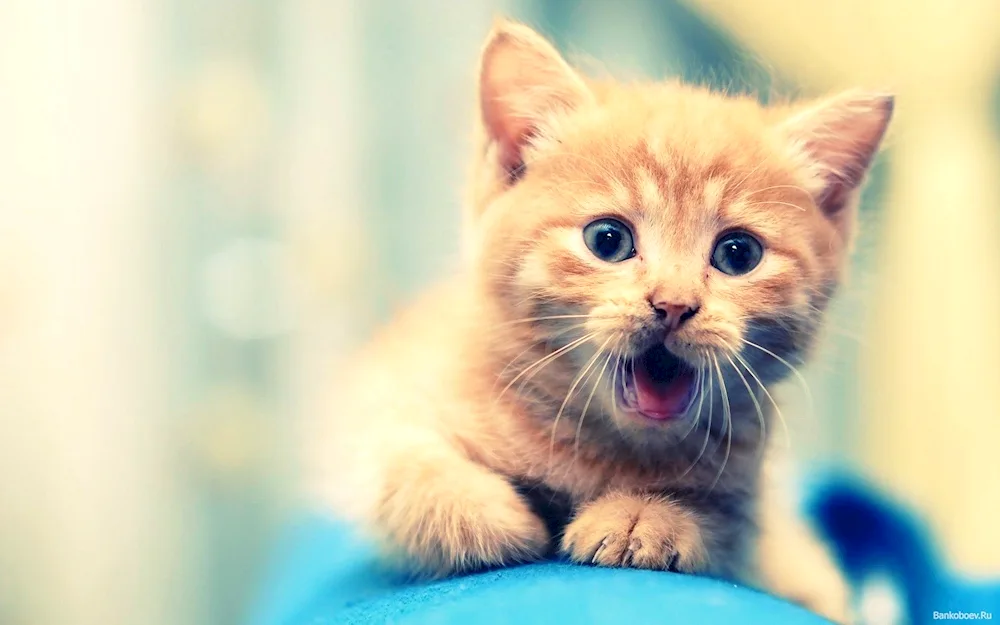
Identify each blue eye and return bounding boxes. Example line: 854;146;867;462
583;218;635;263
711;231;763;276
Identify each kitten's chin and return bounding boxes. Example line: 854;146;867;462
616;344;698;423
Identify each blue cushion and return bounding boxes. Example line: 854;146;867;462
249;478;1000;624
250;515;830;625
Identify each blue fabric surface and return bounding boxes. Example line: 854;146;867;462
249;479;1000;624
250;515;830;625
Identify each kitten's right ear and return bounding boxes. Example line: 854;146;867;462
479;20;593;182
777;91;893;239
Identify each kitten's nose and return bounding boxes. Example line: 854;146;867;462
650;298;699;332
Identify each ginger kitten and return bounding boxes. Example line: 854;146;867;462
311;20;892;623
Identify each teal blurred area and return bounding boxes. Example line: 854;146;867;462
0;2;996;625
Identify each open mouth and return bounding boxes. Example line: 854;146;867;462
617;344;698;421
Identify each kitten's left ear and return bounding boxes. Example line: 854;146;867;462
779;91;894;237
478;20;594;182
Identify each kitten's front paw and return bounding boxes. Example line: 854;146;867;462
375;453;549;578
561;492;707;572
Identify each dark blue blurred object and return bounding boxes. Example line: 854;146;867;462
808;477;1000;625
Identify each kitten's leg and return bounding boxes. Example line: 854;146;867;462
756;504;851;624
560;492;709;572
371;431;550;578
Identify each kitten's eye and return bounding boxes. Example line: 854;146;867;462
583;218;635;263
711;231;763;276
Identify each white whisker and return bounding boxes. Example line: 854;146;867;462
746;200;807;212
726;353;767;458
492;323;589;394
676;360;707;444
708;355;732;492
741;338;814;419
574;337;619;458
499;314;592;327
610;352;621;423
679;358;714;480
495;332;596;403
733;350;791;450
742;184;812;200
548;335;613;468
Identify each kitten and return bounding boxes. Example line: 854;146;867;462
310;20;892;624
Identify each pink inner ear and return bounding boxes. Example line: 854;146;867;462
481;86;532;178
479;51;530;176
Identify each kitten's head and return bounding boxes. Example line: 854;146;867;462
469;21;891;440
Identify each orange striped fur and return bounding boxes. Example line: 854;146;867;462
309;20;892;624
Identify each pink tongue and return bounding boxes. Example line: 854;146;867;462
634;364;692;420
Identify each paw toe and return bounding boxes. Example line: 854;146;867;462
590;532;630;566
562;495;707;572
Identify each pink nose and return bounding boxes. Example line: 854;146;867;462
650;299;699;331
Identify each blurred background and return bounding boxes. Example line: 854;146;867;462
1;1;998;624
